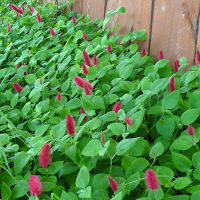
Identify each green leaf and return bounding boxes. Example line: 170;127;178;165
82;139;102;156
11;94;18;108
173;177;191;190
171;135;193;151
82;96;94;115
61;191;78;200
42;181;56;192
117;62;133;79
14;152;30;175
91;96;105;110
22;102;31;115
48;161;64;175
165;195;190;200
1;182;11;200
78;186;91;198
92;174;109;190
154;59;169;71
66;98;81;110
181;109;199;125
191;191;200;200
76;165;90;188
162;90;180;109
149;142;164;158
35;124;49;136
0;134;10;145
116;138;140;155
25;74;36;84
107;123;125;136
171;152;192;172
100;111;117;122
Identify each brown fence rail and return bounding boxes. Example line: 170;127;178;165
48;0;200;66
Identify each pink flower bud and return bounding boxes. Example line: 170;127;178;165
82;50;91;67
141;48;146;57
160;50;164;59
83;82;91;95
9;3;13;10
39;144;51;168
83;32;88;41
187;123;195;136
169;76;175;92
7;23;11;32
28;175;42;196
12;4;23;14
92;55;98;66
196;49;200;65
56;92;62;101
107;44;112;53
81;107;87;121
101;131;105;145
107;176;118;192
74;76;84;88
72;16;77;24
66;114;76;136
173;60;180;72
28;5;34;13
82;63;88;75
124;117;133;127
145;168;159;191
112;101;121;114
37;13;42;23
13;82;23;93
49;27;55;36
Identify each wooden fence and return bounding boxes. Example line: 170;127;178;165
49;0;200;66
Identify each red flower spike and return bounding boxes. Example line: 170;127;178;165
145;168;159;191
7;23;11;32
49;27;55;36
66;114;76;136
72;16;77;24
39;144;51;168
82;50;91;67
107;176;118;192
160;50;164;60
101;132;105;145
169;76;175;92
9;3;13;10
37;13;42;23
74;76;84;88
28;175;42;196
187;123;195;136
81;107;87;121
83;82;91;95
56;92;62;101
141;48;146;57
92;55;98;66
28;5;34;13
82;63;88;75
12;4;23;14
83;80;93;90
124;117;133;127
40;77;42;85
107;44;112;53
17;12;19;18
13;82;23;93
83;32;88;41
112;101;121;114
173;60;180;72
196;49;200;65
1;19;4;24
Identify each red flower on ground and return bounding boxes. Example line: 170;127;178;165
124;117;133;127
37;13;42;23
7;23;11;32
72;16;77;24
28;5;34;13
82;63;88;75
66;114;75;136
49;27;55;36
81;107;87;121
12;4;23;14
83;32;88;41
56;92;62;101
107;44;112;53
169;76;175;92
196;49;200;65
187;123;195;136
160;50;164;59
39;144;51;168
13;82;23;93
112;101;121;114
173;59;180;72
28;175;42;196
107;176;118;192
9;3;13;10
82;50;91;67
92;55;98;66
141;48;146;57
74;76;84;88
145;168;159;191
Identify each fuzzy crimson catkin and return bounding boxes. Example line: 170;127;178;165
83;32;88;41
37;13;42;23
84;80;93;90
92;55;98;66
56;92;62;101
7;23;11;32
82;63;88;75
196;49;200;65
9;3;13;10
49;27;55;36
72;16;76;24
39;144;51;168
169;76;175;92
107;44;112;53
112;101;121;113
83;82;91;95
11;4;23;14
74;76;84;88
124;117;133;127
145;168;159;191
28;5;34;13
66;114;75;136
81;107;87;121
107;176;118;192
82;50;91;67
28;175;42;196
160;50;164;60
141;48;146;57
187;123;195;136
13;82;23;93
173;60;180;72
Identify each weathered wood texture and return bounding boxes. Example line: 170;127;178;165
48;0;200;65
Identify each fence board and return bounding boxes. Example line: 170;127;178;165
195;12;200;65
72;0;83;14
150;0;200;66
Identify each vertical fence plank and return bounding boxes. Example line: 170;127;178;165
73;0;83;14
150;0;200;66
82;0;105;20
195;12;200;65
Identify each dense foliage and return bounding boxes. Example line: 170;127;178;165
1;0;200;200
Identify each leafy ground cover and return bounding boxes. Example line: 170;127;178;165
1;0;200;200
